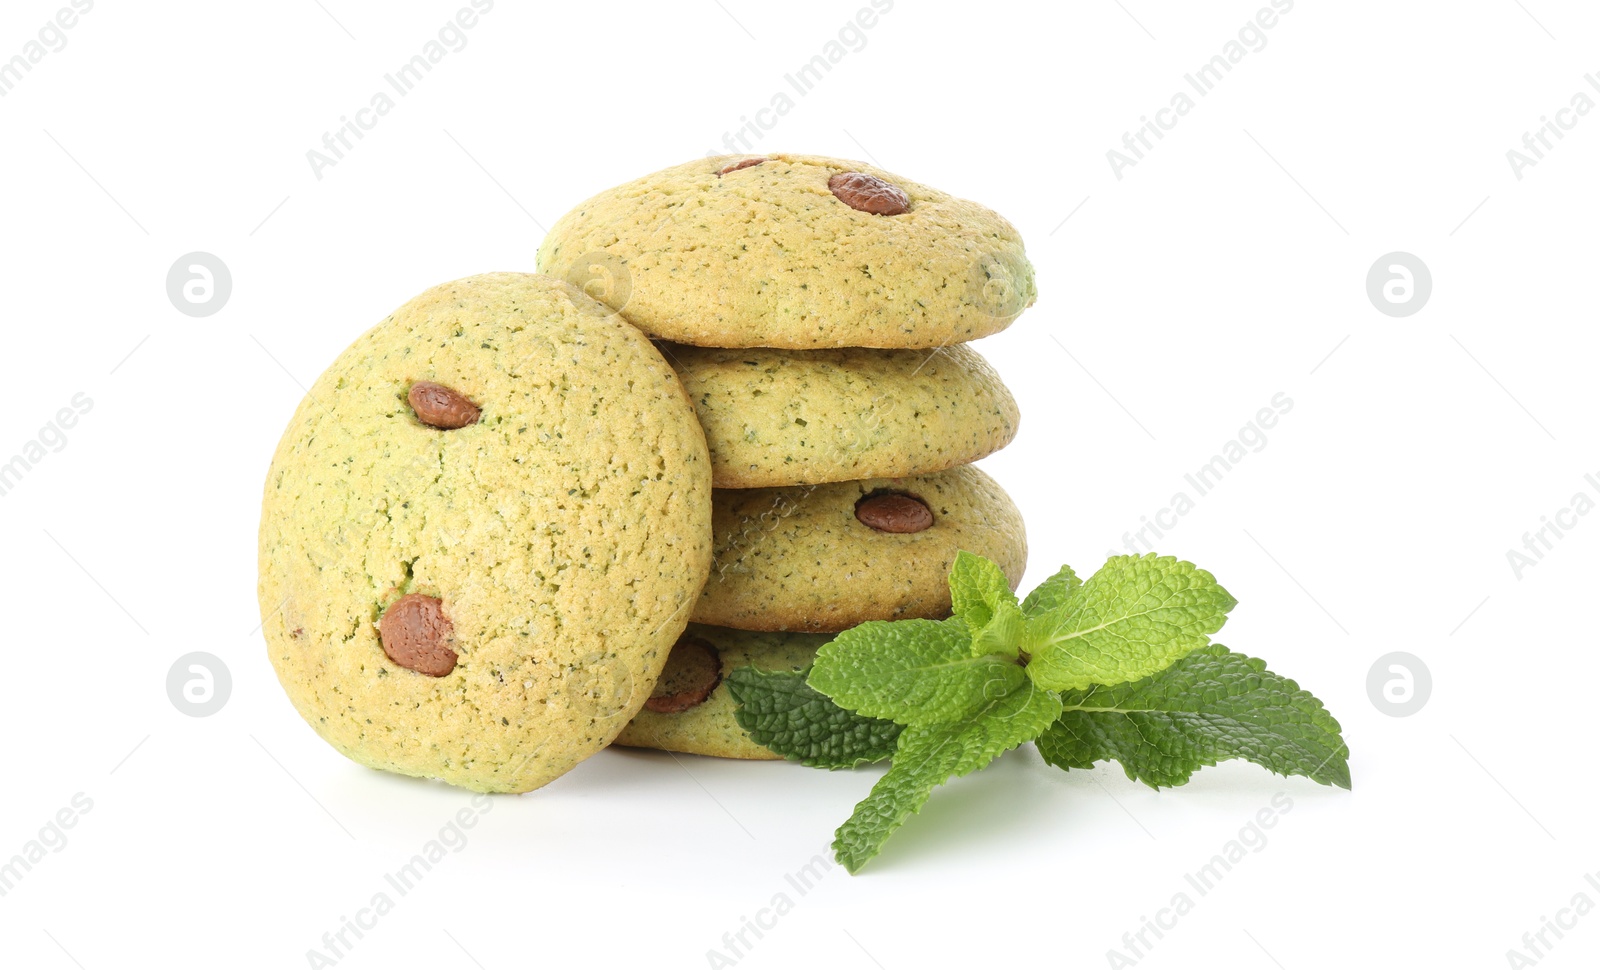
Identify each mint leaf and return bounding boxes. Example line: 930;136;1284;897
1020;563;1081;617
969;604;1025;661
809;618;1025;726
725;666;902;769
833;680;1063;873
1036;644;1350;789
948;550;1024;659
1024;554;1236;692
948;550;1016;627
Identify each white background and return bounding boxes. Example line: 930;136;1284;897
0;1;1595;967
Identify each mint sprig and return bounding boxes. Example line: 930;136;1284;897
728;551;1350;873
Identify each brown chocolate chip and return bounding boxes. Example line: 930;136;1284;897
717;157;766;176
408;381;480;430
828;172;910;215
378;594;458;677
855;493;934;534
644;636;722;714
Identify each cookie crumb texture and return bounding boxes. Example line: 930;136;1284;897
694;466;1026;632
662;342;1019;488
257;273;713;793
614;625;831;760
537;153;1036;349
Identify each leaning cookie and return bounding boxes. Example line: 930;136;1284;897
692;466;1026;633
257;273;713;794
660;342;1020;489
612;625;831;760
536;153;1036;349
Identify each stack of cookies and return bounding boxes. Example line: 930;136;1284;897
537;153;1037;761
257;154;1037;793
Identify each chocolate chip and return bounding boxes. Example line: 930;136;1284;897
855;493;934;534
408;381;480;430
717;157;766;176
828;172;910;215
378;594;458;677
644;636;722;713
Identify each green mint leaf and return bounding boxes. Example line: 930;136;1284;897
948;551;1023;658
948;550;1016;626
1036;643;1350;789
725;665;903;769
969;602;1025;661
833;680;1062;873
1024;554;1236;692
1020;563;1081;617
809;618;1026;726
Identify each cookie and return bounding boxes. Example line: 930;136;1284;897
612;624;831;760
536;153;1036;349
692;466;1026;632
257;273;714;794
659;342;1020;489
